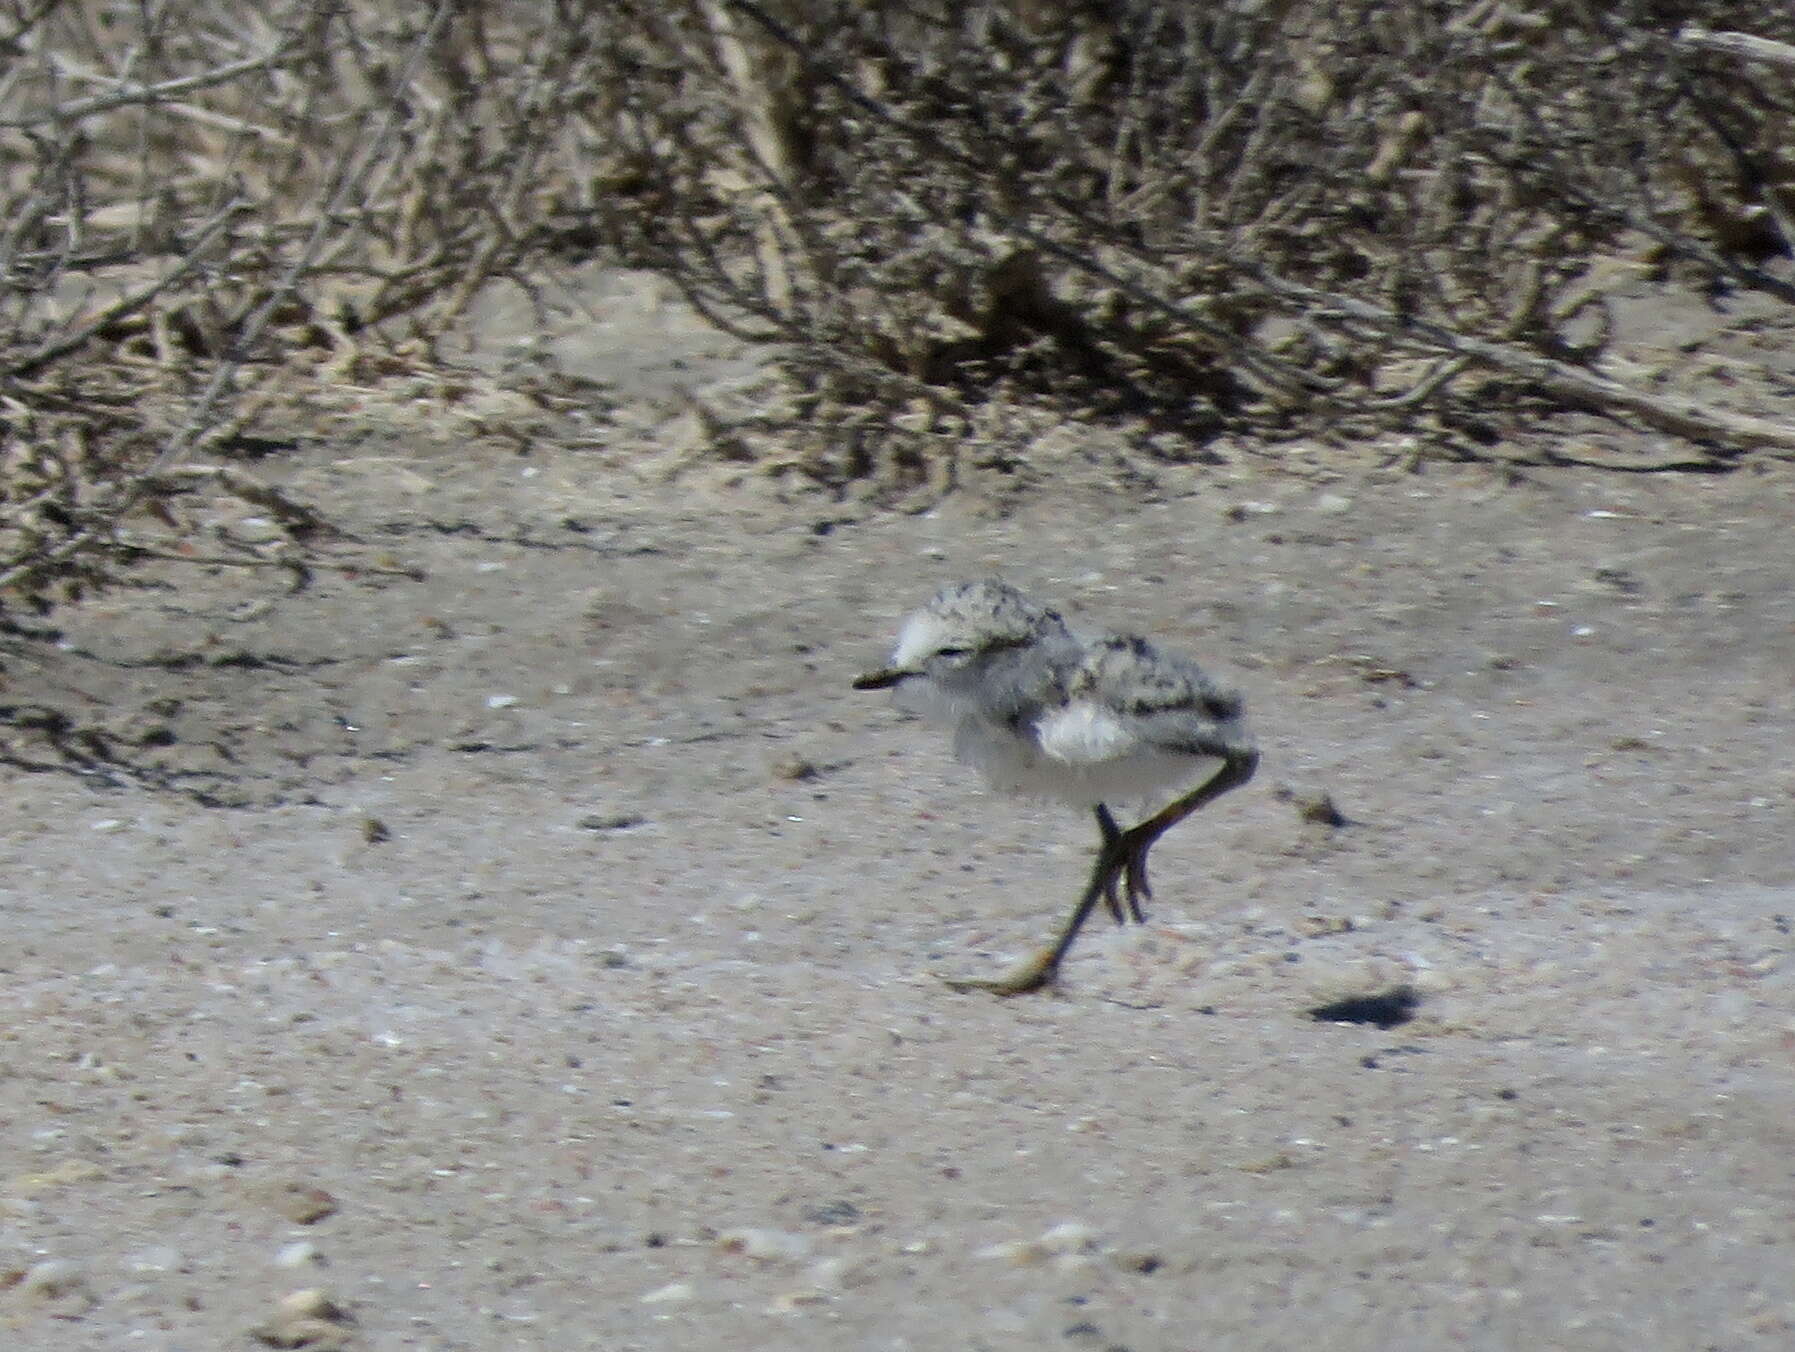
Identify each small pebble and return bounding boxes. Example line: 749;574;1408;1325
770;755;819;782
1111;1248;1165;1274
128;1245;183;1273
1037;1221;1099;1255
14;1158;106;1191
276;1288;346;1320
640;1280;694;1304
717;1227;812;1262
264;1181;339;1225
18;1258;85;1296
1226;500;1280;519
767;1288;831;1312
1278;786;1347;827
803;1199;862;1227
275;1240;321;1269
250;1287;354;1349
979;1221;1101;1266
579;812;646;832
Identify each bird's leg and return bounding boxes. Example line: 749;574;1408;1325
1093;804;1129;924
941;748;1258;998
1117;747;1260;916
939;829;1126;996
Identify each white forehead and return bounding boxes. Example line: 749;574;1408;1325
892;610;956;668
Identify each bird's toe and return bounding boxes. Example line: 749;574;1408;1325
937;947;1062;996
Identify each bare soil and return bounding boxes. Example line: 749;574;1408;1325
2;267;1793;1351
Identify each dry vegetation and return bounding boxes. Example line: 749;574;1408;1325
0;0;615;624
1;0;1793;623
598;0;1795;495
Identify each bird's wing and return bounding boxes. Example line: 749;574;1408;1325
1070;637;1250;760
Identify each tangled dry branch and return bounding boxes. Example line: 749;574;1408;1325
2;0;1794;623
0;0;621;623
590;0;1795;496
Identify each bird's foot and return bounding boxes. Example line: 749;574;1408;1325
937;946;1061;996
1120;840;1153;923
1098;856;1152;926
1100;872;1128;926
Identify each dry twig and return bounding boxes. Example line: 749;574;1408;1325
592;0;1795;494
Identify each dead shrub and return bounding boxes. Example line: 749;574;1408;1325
2;0;1793;627
0;0;620;622
591;0;1795;496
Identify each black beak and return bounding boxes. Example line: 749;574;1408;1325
852;668;907;691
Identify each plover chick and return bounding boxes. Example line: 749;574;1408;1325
854;579;1258;995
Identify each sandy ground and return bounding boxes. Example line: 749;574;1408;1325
2;266;1794;1351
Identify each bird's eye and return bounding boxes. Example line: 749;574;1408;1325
934;646;971;659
